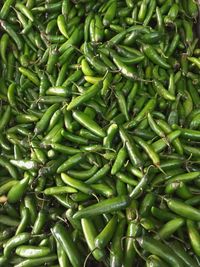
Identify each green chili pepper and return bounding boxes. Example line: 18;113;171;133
134;136;160;166
16;207;30;235
125;98;157;129
7;175;30;203
94;214;117;249
57;153;85;173
155;217;184;240
81;214;105;262
167;198;200;221
73;195;130;219
61;173;93;195
4;232;31;257
52;223;83;267
0;157;18;179
153;80;175;101
146;255;168;267
16;245;51;258
72;110;106;138
85;161;109;181
14;255;57;267
0;20;23;50
111;147;127;175
67;81;102;110
119;126;143;167
137;236;185;267
142;44;171;69
56;241;71;267
110;218;126;267
10;159;38;171
170;240;198;267
15;3;34;22
187;219;200;256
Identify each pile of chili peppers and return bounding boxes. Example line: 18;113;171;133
0;0;200;266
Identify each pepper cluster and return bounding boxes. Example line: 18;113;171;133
0;0;200;266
